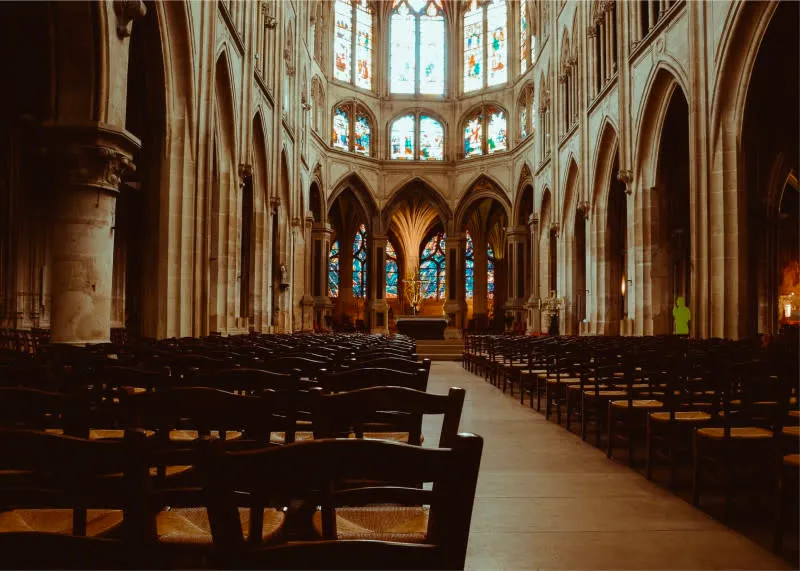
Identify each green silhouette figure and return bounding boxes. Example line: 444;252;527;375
673;296;690;335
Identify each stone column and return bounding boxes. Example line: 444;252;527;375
47;123;139;345
526;214;540;334
443;233;467;338
312;223;334;330
368;235;389;334
300;216;315;332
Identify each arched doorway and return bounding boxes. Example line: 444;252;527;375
741;1;799;335
651;86;690;334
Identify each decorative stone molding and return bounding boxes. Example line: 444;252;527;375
529;213;540;226
587;26;597;38
284;25;295;76
269;196;281;214
46;124;140;194
114;0;147;39
603;0;615;12
550;222;560;238
238;163;253;189
616;170;633;195
578;200;591;219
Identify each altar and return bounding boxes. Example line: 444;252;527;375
395;316;447;340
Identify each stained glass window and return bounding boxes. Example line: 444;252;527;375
386;242;398;298
328;240;340;298
463;4;483;92
334;1;353;83
333;0;373;90
419;115;444;160
463;0;507;93
352;224;368;298
465;230;475;299
355;1;373;90
486;0;507;86
519;0;529;74
390;115;415;160
354;112;371;156
420;232;446;299
520;105;527;139
332;105;350;151
462;104;507;157
332;101;373;156
487;107;507;153
463;112;483;157
487;242;495;318
391;1;445;96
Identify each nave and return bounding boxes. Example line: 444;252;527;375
426;362;791;570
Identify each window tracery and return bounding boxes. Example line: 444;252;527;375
333;0;373;90
390;0;445;95
389;113;444;161
331;101;373;156
519;0;537;74
463;0;508;93
462;104;507;158
590;1;617;97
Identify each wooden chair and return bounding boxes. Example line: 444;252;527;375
0;428;150;542
318;368;428;393
202;434;483;570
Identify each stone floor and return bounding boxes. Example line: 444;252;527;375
422;361;791;571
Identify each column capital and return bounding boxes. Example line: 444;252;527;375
505;225;528;239
578;200;591;219
529;213;540;226
114;0;147;38
616;169;634;195
238;163;253;189
550;222;560;238
45;122;140;195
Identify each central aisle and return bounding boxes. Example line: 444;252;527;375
422;362;789;570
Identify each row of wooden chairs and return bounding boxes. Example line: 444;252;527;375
465;332;799;553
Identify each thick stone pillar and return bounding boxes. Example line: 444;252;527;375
368;235;389;334
300;216;315;332
47;123;139;345
312;223;334;330
443;233;467;338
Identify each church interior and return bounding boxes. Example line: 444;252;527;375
0;0;797;568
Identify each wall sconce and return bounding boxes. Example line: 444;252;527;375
620;275;626;297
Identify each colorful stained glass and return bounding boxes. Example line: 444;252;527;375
354;0;372;90
465;230;474;299
487;242;495;299
520;104;528;139
332;106;350;151
333;0;352;82
487;0;507;86
353;224;368;297
487;108;507;153
390;115;415;160
520;0;528;74
419;115;443;160
464;114;483;157
328;240;340;297
419;5;445;95
386;242;398;298
390;2;415;94
354;113;371;156
463;5;483;92
420;233;446;299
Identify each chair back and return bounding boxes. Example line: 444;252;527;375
201;433;483;570
318;368;427;392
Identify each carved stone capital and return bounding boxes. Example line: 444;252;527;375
616;169;633;195
578;200;591;219
550;222;560;238
558;73;568;84
45;123;140;194
603;0;615;13
114;0;147;39
238;163;253;189
587;26;597;38
529;213;540;226
270;196;281;214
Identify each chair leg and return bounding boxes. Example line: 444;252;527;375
606;406;614;458
545;384;552;420
691;434;701;506
565;391;572;430
645;422;653;480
